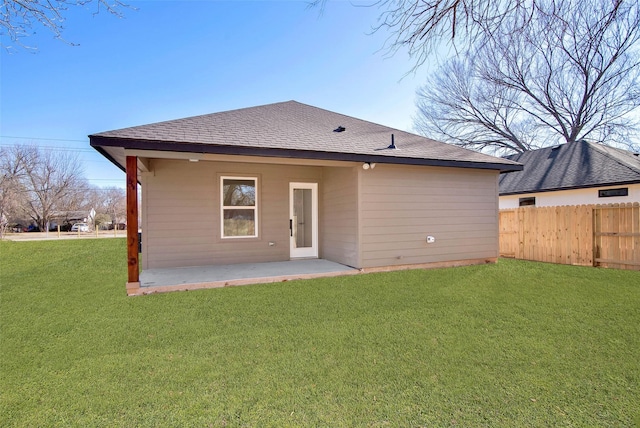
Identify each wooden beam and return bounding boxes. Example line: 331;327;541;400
137;157;151;173
126;156;140;286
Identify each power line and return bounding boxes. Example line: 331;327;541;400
0;143;96;153
0;135;88;143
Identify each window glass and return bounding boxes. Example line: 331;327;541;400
223;209;256;237
519;197;536;207
221;177;257;238
598;188;628;198
223;179;256;206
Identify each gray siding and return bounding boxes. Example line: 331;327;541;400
142;159;321;269
321;166;359;267
140;159;500;271
359;165;499;268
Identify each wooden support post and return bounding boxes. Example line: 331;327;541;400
126;156;140;293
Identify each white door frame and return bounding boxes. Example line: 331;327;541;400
289;182;318;259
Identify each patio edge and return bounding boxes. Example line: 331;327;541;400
126;257;496;296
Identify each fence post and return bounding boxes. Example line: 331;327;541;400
595;206;599;266
634;203;640;269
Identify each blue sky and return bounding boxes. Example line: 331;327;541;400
1;0;433;188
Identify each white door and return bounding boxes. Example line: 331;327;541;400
289;182;318;259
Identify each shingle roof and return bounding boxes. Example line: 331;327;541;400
90;100;521;172
498;140;640;195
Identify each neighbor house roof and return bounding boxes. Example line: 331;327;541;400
499;140;640;195
90;100;522;172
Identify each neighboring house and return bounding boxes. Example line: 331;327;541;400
90;101;521;293
499;140;640;209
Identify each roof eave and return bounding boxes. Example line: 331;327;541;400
89;135;523;172
499;179;640;196
91;144;126;174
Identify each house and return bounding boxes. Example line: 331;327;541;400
499;140;640;209
89;101;522;294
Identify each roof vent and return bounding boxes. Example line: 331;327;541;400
388;134;397;149
333;126;345;133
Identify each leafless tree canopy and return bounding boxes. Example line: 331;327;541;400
101;187;126;225
0;144;126;235
20;145;86;230
414;0;640;154
1;0;128;49
0;145;28;237
311;0;544;66
373;0;541;68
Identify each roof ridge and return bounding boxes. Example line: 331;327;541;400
586;141;640;175
292;101;411;134
503;143;557;160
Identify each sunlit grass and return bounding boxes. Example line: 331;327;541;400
1;239;639;426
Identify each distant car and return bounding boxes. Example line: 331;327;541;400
71;223;90;232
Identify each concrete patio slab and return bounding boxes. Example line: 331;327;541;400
135;259;359;295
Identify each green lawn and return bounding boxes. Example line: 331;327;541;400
1;239;639;427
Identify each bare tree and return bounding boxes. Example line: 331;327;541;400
1;0;129;50
20;145;86;231
0;144;126;235
415;0;640;155
373;0;543;68
82;184;104;213
0;145;29;237
311;0;548;68
415;57;539;155
100;186;125;227
80;185;125;229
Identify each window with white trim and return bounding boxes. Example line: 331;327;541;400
221;177;258;238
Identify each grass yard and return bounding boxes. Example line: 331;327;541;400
1;239;639;427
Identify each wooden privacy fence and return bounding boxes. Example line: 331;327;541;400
499;203;640;270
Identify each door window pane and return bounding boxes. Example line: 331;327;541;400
293;188;313;248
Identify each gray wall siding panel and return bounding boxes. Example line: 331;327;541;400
142;159;499;271
360;165;499;268
321;166;359;267
143;159;321;269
